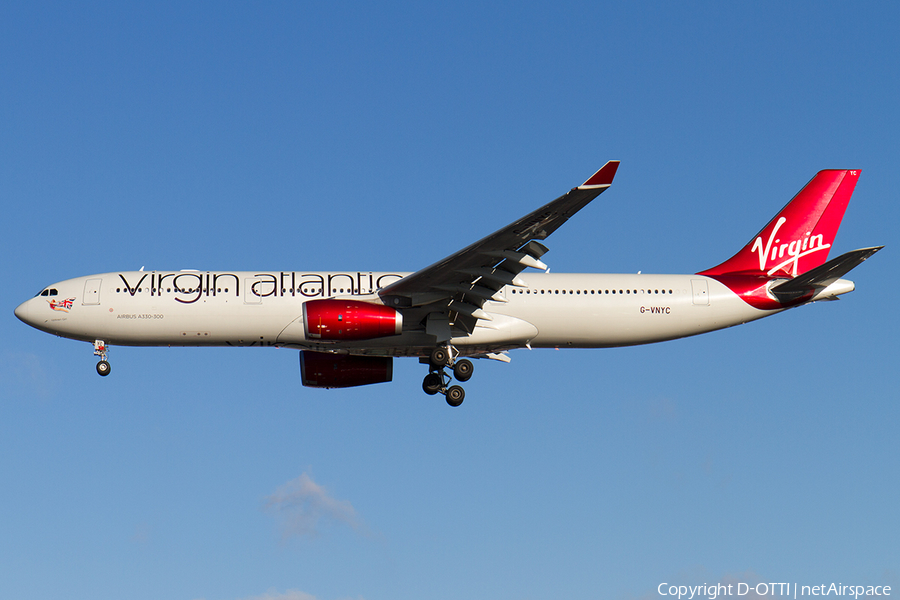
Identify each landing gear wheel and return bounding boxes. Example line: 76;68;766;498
92;340;110;376
446;385;465;407
429;347;450;368
422;372;442;395
453;359;474;382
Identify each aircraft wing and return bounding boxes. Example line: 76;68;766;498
379;160;620;337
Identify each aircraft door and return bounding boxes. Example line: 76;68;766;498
244;277;276;304
244;278;262;304
83;278;102;305
691;279;709;306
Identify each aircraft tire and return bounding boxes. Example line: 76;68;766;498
422;372;442;395
453;359;473;382
429;348;449;368
446;385;465;407
96;360;111;376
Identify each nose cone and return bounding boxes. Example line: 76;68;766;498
14;300;31;325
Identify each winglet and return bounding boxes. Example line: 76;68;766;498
579;160;620;189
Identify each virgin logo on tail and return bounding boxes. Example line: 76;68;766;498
751;216;831;277
700;169;858;281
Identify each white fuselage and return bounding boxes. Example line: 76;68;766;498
16;269;777;356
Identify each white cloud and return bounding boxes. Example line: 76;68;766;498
264;472;363;540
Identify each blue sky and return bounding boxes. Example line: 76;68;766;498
2;2;898;599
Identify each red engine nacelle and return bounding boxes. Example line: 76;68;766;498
299;351;393;388
302;299;402;341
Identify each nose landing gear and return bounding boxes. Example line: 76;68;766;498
93;340;111;376
421;346;473;407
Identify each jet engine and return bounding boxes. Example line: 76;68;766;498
302;299;402;341
299;351;393;388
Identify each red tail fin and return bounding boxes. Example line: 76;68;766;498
699;169;860;278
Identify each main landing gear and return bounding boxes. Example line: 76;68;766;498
93;340;111;376
421;346;473;407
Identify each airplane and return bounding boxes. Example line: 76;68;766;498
15;161;881;406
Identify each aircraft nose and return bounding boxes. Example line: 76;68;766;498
14;300;30;324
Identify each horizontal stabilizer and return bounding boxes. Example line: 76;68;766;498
770;246;882;302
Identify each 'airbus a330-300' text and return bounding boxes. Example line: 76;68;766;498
15;162;881;406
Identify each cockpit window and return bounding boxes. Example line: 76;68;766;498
35;288;58;297
38;289;49;297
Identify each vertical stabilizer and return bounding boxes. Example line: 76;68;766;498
699;170;860;278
